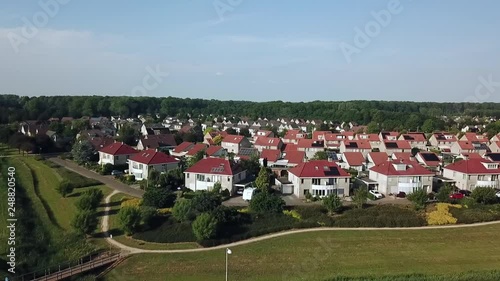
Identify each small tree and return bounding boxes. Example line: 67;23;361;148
212;182;222;194
71;210;98;235
118;206;142;235
101;163;114;175
142;188;175;208
192;191;222;213
407;188;428;209
56;180;74;198
352;188;368;209
140;206;157;228
471;187;497;204
71;140;95;164
192;212;218;241
436;184;453;202
255;167;270;192
249;192;285;214
323;193;343;214
172;198;195;222
312;151;328;160
76;188;104;210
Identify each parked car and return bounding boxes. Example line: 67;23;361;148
495;190;500;198
236;187;244;195
111;170;124;176
396;191;406;198
242;187;259;201
369;190;383;199
458;189;471;197
449;192;464;200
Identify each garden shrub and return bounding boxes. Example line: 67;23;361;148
192;213;219;241
171;198;196;222
471;187;497;204
249;192;285;214
283;209;302;220
121;198;143;208
334;205;426;227
426;203;461;225
132;216;197;243
157;208;172;215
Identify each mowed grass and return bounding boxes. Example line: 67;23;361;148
108;193;199;250
105;223;500;281
19;157;112;230
0;144;19;156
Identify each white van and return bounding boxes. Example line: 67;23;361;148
242;187;258;201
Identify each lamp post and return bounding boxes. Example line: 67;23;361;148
225;248;232;281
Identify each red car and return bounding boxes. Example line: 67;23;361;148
449;193;464;200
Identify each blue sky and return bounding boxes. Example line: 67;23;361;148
0;0;499;102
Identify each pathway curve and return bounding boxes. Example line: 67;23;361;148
49;157;144;197
101;191;500;254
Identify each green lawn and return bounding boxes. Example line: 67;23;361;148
105;223;500;281
19;157;112;230
108;193;200;250
0;144;19;156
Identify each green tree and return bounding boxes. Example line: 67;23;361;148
411;147;421;157
249;192;285;214
140;206;157;228
117;124;138;146
255;167;270;192
118;206;142;235
71;210;98;235
76;188;103;211
191;191;222;213
171;198;195;222
407;188;428;209
192;213;219;241
311;151;328;160
142;188;175;208
71;140;95;164
239;128;251;137
56;180;74;198
436;184;453;202
187;149;205;167
101;163;114;175
212;135;223;145
352;188;368;209
366;121;379;134
212;182;222;193
323;193;343;214
240;153;260;177
471;187;497;204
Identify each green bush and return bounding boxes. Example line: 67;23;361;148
192;212;219;241
118;206;142;235
407;188;428;209
140;206;158;228
436;184;453;203
352;188;368;208
220;189;230;201
249;192;285;214
171;198;195;222
132;216;197;243
56;180;74;197
191;191;222;213
471;187;497;204
334;205;426;227
101;163;114;175
75;188;103;211
142;188;176;208
71;209;98;235
323;193;343;214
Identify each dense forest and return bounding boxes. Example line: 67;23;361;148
2;95;500;127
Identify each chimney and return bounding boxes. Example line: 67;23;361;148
156;148;159;152
327;157;333;162
387;155;391;162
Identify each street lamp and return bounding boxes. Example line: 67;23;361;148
225;248;232;281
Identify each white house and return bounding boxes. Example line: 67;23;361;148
184;158;247;193
128;149;179;180
442;158;500;190
221;135;251;154
98;142;137;166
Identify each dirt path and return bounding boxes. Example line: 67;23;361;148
101;192;500;254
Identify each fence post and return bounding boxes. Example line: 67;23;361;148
58;265;61;280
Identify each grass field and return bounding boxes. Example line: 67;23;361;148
19;157;112;230
108;193;200;250
105;222;500;281
0;144;19;156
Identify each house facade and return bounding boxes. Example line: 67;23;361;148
98;142;137;166
184;158;247;193
442;159;500;190
128;149;179;180
221;135;251;154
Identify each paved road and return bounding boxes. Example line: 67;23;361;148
101;191;500;254
48;157;145;198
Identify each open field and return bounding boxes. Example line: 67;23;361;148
108;193;200;250
105;222;500;281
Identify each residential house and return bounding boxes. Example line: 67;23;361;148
282;130;306;144
442;159;500;190
382;140;412;155
140;124;170;136
340;152;365;171
185;143;208;157
221;135;251;154
369;159;434;195
254;137;283;152
136;134;176;151
415;152;441;170
128;149;179;180
366;152;390;169
253;130;274;141
297;139;325;159
398;132;428;150
379;131;399;141
184;158;247;193
98;142;137;166
283;150;306;166
354;133;383;151
429;132;458;150
288;160;351;198
450;141;489;156
339;140;372;157
459;133;489;143
489;141;500;153
171;142;195;157
259;149;281;167
205;146;226;158
235;147;259;161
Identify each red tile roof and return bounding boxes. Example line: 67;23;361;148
88;137;115;150
284;151;305;164
173;142;194;153
342;140;372;150
462;133;489;143
222;135;245;144
289;160;350;178
392;152;412;162
342;152;365;166
186;143;207;156
457;141;474;150
205;146;224;156
185;158;242;175
284;130;305;140
254;137;282;147
370;160;434;176
99;142;137;155
283;143;298;152
368;152;390;165
461;152;482;159
260;149;281;162
297;139;324;148
312;131;331;140
400;132;427;142
417;152;441;167
432;132;457;142
139;134;176;149
384;140;411;149
355;134;380;141
444;158;500;174
129;149;179;165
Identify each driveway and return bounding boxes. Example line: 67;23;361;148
48;157;145;198
222;194;317;207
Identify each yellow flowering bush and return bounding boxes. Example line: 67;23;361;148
121;198;142;208
426;203;461;225
157;208;171;215
283;210;302;220
238;207;250;213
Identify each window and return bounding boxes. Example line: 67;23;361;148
312;178;321;185
492;175;498;181
303;190;309;195
301;179;304;184
478;175;485;181
227;176;231;182
187;173;189;178
345;178;348;183
139;164;143;169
